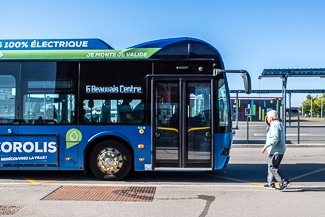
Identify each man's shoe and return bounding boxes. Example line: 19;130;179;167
264;183;276;189
279;181;291;191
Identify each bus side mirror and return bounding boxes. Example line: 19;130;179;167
241;71;251;94
214;69;252;94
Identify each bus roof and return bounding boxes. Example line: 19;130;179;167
0;37;223;65
131;37;223;62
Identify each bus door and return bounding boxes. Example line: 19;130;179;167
152;77;213;168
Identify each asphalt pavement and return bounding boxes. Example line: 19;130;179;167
0;120;324;217
1;146;324;217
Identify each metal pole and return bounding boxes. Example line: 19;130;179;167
245;107;250;144
235;92;239;129
288;92;291;127
282;76;287;134
297;110;300;144
246;115;249;144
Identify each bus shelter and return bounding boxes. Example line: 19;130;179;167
258;68;325;128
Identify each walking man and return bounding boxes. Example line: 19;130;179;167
261;110;291;191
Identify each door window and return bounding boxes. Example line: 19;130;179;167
155;82;179;160
187;82;211;160
217;78;231;131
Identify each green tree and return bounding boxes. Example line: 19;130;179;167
300;94;325;117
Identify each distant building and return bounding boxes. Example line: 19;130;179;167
286;107;300;118
231;97;282;121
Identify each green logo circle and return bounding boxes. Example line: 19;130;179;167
66;128;82;149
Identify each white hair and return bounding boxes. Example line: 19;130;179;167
267;110;278;120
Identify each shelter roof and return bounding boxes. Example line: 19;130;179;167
260;68;325;77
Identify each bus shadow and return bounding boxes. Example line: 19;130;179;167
220;163;325;183
1;163;324;186
126;163;325;184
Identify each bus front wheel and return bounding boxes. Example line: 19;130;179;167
89;140;132;181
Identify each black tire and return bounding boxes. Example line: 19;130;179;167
89;140;132;181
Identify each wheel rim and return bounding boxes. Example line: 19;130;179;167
97;148;123;174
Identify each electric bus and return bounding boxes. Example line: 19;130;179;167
0;37;251;180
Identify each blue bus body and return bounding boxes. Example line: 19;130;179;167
0;38;250;180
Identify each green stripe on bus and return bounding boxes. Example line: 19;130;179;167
0;48;161;60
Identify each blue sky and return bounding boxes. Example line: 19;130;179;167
2;0;325;106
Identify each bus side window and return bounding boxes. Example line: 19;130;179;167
45;105;58;124
118;99;133;123
101;100;111;123
0;75;16;124
83;99;100;123
116;99;143;124
23;94;75;125
133;100;144;123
